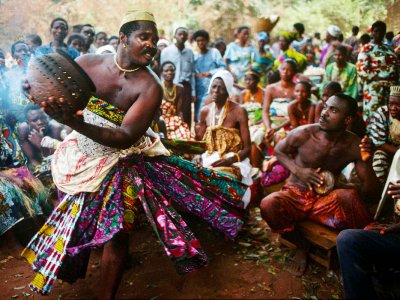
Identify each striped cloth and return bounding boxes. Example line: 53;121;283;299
368;106;400;182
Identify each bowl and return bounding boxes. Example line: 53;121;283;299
314;170;335;195
27;50;96;111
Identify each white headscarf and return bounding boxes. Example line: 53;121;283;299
208;70;234;98
157;38;170;47
327;25;342;38
96;45;117;54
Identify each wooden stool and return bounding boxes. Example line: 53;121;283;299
280;220;339;270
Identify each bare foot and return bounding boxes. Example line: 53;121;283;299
285;248;307;276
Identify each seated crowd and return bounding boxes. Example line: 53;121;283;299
1;15;400;299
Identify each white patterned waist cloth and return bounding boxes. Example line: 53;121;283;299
51;110;170;195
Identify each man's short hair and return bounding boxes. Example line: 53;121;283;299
386;31;394;41
108;35;118;42
72;24;83;33
335;93;358;117
294;23;305;34
50;17;68;30
24;104;41;118
175;27;188;35
67;34;85;46
95;31;107;39
193;30;210;42
324;81;342;94
335;45;347;55
25;34;42;46
352;26;359;34
237;25;250;34
359;33;371;44
160;61;176;71
214;39;226;48
371;21;386;33
11;41;26;56
81;24;94;29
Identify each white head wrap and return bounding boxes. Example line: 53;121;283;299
157;38;170;47
96;45;116;54
327;25;342;38
208;70;234;98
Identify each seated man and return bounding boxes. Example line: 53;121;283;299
337;149;400;300
196;70;252;199
260;93;381;276
368;85;400;182
18;105;67;170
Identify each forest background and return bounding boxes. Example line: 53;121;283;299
0;0;397;52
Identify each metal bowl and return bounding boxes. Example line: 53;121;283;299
314;170;335;195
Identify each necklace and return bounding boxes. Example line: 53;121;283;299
113;54;141;77
297;102;309;119
212;101;230;127
162;82;177;102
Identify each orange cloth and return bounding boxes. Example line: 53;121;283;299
243;87;263;104
261;183;371;234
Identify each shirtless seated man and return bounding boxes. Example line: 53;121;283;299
260;93;381;275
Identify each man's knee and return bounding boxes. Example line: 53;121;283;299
337;229;365;253
334;188;359;201
260;193;283;220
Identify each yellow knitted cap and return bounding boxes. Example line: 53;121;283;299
120;10;155;30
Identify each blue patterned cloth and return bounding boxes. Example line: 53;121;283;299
194;48;226;121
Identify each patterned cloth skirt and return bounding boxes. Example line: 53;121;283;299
0;166;49;235
22;154;247;295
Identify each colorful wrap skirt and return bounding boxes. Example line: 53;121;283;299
22;154;247;295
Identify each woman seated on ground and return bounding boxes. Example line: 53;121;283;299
288;81;315;128
0;119;49;257
160;61;194;140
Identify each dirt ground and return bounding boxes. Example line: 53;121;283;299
0;208;343;299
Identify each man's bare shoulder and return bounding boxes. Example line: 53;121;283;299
75;53;106;68
289;124;318;140
342;130;361;147
229;100;246;114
